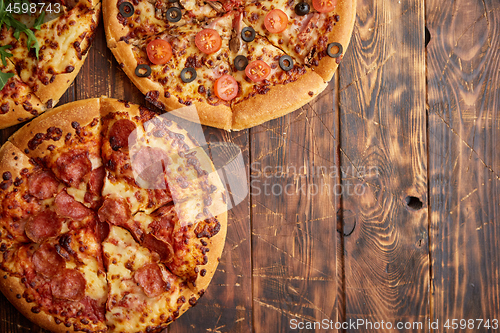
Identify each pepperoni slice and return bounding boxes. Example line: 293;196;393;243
55;190;92;221
32;243;66;278
28;170;59;199
50;268;86;301
88;166;105;195
25;211;62;243
98;197;131;227
134;263;169;298
131;147;169;183
56;150;92;187
109;119;137;151
142;234;173;262
96;221;110;243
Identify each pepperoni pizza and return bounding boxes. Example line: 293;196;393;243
0;97;227;333
0;0;101;129
104;0;356;130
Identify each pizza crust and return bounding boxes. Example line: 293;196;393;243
232;70;328;130
8;98;101;157
312;0;357;81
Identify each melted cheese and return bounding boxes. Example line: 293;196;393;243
104;226;187;333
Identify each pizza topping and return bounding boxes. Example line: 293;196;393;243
55;191;92;221
312;0;336;13
327;42;343;58
131;147;169;183
56;150;92;187
134;263;169;298
279;55;294;71
207;1;224;13
28;170;59;200
180;67;197;83
229;31;241;53
96;221;110;243
118;2;134;18
241;26;256;42
195;29;222;54
264;9;288;34
88;166;105;195
245;60;271;82
32;243;66;278
50;269;86;301
147;39;173;65
166;7;182;23
295;2;311;16
214;75;238;101
25;211;62;243
98;197;131;227
109;119;137;150
234;55;248;71
135;64;152;77
142;233;173;262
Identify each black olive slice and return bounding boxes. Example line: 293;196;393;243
241;27;256;42
135;64;151;77
327;42;343;58
180;67;197;83
166;7;182;22
279;55;294;71
234;55;249;71
294;2;310;16
118;2;134;18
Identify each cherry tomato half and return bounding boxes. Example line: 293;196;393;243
195;29;222;54
264;9;288;34
146;39;173;65
312;0;336;13
215;75;238;101
245;60;271;82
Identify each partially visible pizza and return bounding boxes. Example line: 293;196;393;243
104;0;356;130
0;0;101;129
0;97;227;332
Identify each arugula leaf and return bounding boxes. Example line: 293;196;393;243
0;71;15;91
0;0;42;57
0;45;13;67
34;11;45;30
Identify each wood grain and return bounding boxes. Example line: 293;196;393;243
250;79;341;332
427;0;500;328
339;0;429;330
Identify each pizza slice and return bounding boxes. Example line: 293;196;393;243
0;227;108;332
8;98;105;210
111;14;234;129
0;58;46;126
228;12;327;129
103;224;225;333
1;0;101;107
241;0;356;80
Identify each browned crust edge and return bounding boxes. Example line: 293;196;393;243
110;42;234;130
0;90;46;131
312;0;357;81
0;270;78;333
232;70;328;130
102;0;127;48
8;98;101;156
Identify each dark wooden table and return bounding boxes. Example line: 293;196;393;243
1;0;499;332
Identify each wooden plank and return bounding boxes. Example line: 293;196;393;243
427;0;500;328
339;0;429;330
170;129;253;333
250;80;341;332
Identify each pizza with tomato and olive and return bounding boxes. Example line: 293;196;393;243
0;97;227;333
0;0;100;130
104;0;356;130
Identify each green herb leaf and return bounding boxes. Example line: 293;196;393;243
34;11;45;30
0;45;13;67
0;71;15;91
